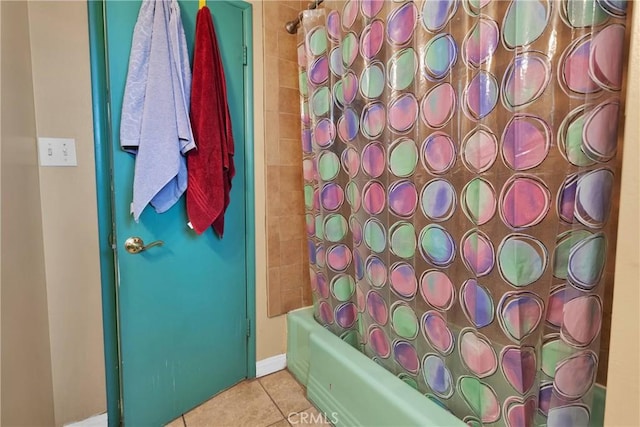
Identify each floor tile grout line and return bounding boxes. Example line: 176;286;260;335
181;414;187;427
257;378;290;421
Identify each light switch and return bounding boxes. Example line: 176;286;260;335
38;137;78;167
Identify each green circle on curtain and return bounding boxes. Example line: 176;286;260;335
311;87;330;116
308;27;328;55
331;274;356;301
305;213;314;234
304;185;314;210
462;178;496;225
333;80;345;107
553;229;592;279
398;373;418;390
387;48;417;91
498;234;547;287
318;151;340;181
565;113;594;167
389;222;417;259
364;219;386;253
360;62;385;99
324;214;348;242
389;138;418;178
299;71;309;97
391;303;419;339
341;329;359;348
342;33;358;67
541;338;574;378
345;181;361;212
315;214;324;240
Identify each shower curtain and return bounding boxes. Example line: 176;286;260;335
296;0;628;425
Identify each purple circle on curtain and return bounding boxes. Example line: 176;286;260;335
500;346;537;394
313;118;336;148
560;36;600;95
316;272;329;298
362;142;386;178
366;255;387;288
318;301;334;325
460;279;494;328
367;290;388;325
561;294;602;347
590;24;625;90
421;311;454;355
327;244;352;272
363;181;386;215
361;102;386;139
388;180;418;218
360;20;385;60
341;147;360;179
420;270;455;311
361;0;384;18
575;168;613;228
326;10;341;41
461;127;498;173
335;302;358;328
342;71;359;105
329;47;345;77
421;83;456;129
502;52;551;110
461;229;495;277
393;340;420;374
554;351;597;399
387;2;418;46
368;326;391;358
420;179;456;222
388;93;419;133
421;0;458;32
538;384;577;417
464;70;498;120
497;292;544;342
321;183;344;211
302;128;312;154
350;216;363;246
342;0;358;29
557;173;578;223
500;175;551;229
309;56;329;85
501;115;550;171
583;101;620;162
316;244;326;268
546;286;570;328
463;17;499;67
421;132;456;174
354;248;364;281
307;240;316;264
422;354;454;398
390;262;418;299
345;181;361;212
337;108;359;142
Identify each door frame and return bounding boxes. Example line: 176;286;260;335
87;2;256;425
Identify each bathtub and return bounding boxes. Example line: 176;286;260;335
287;307;606;427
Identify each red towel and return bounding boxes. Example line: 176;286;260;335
187;6;235;237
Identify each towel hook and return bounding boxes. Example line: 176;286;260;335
199;0;206;9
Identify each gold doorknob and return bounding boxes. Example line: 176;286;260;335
124;236;164;254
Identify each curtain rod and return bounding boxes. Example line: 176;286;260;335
284;0;324;34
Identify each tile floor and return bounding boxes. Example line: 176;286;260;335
165;369;332;427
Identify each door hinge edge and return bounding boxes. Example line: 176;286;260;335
242;45;248;66
246;318;251;337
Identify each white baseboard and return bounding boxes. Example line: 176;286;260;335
256;353;287;378
65;412;107;427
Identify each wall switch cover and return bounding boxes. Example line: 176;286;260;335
38;137;78;167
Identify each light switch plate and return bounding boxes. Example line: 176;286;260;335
38;137;78;167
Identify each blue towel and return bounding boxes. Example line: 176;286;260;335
120;0;195;221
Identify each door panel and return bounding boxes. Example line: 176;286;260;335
104;1;248;425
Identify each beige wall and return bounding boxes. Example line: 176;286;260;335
0;1;56;426
603;5;640;426
27;2;106;425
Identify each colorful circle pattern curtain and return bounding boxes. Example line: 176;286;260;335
296;0;628;425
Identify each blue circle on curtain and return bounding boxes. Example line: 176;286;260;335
421;0;458;33
419;225;455;267
460;278;494;328
463;70;499;120
329;46;345;77
338;108;360;142
422;354;454;398
354;248;364;281
420;179;456;222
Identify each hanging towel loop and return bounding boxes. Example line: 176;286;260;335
199;0;206;9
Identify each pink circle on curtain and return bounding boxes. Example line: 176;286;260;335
327;244;352;272
350;216;363;246
461;128;498;173
367;290;389;325
321;183;345;211
365;255;387;288
501;346;537;394
390;262;418;299
313;118;336;148
368;326;391;358
318;300;334;324
461;229;495;277
463;17;499;67
583;101;620;162
590;24;625;90
554;351;597;399
393;340;420;374
341;147;360;179
421;83;456;129
561;295;602;347
420;270;455;311
356;284;365;312
302;159;316;181
421;132;456;174
421;311;454;355
363;181;386;215
361;102;386;139
309;268;318;292
561;36;600;94
362;142;386;178
388;180;418;218
389;93;419;133
500;176;551;229
361;0;384;18
501;115;550;171
342;0;359;29
459;329;498;378
316;272;329;298
343;71;359;105
360;20;384;60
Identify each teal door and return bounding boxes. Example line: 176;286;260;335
101;1;251;425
